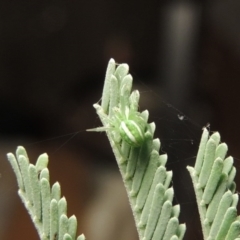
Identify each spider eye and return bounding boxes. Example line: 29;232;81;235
119;120;145;147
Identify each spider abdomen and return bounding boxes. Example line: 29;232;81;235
119;120;145;147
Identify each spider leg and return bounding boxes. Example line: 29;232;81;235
86;126;110;132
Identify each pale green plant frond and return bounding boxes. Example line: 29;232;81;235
89;59;186;240
7;146;85;240
187;128;240;240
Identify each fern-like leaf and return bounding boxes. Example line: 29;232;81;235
7;146;85;240
187;128;240;239
89;59;186;240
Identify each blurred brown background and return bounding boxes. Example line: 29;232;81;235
0;0;240;239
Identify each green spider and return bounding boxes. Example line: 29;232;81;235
88;105;147;148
